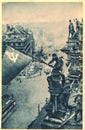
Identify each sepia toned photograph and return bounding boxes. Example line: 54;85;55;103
2;2;83;129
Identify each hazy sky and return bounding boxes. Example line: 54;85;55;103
2;2;82;24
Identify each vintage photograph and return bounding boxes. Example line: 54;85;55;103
2;2;83;129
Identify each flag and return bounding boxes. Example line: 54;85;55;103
2;46;32;85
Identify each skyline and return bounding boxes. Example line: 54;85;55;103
2;2;83;48
2;2;82;24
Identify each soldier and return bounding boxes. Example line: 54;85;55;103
75;18;80;33
47;53;58;88
48;53;65;87
68;20;75;38
74;95;82;122
48;54;64;72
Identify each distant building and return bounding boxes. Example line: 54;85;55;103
2;24;35;57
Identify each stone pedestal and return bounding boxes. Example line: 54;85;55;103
46;72;63;117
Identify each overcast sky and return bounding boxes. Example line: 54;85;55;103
2;2;82;24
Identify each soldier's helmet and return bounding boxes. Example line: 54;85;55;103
52;53;57;57
69;20;71;22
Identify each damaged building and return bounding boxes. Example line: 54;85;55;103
2;24;35;57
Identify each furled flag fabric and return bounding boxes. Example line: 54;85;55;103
2;45;32;85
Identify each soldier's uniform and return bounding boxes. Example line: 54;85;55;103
68;20;75;38
47;54;65;88
74;95;82;122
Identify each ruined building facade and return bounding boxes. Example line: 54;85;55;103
2;24;35;57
